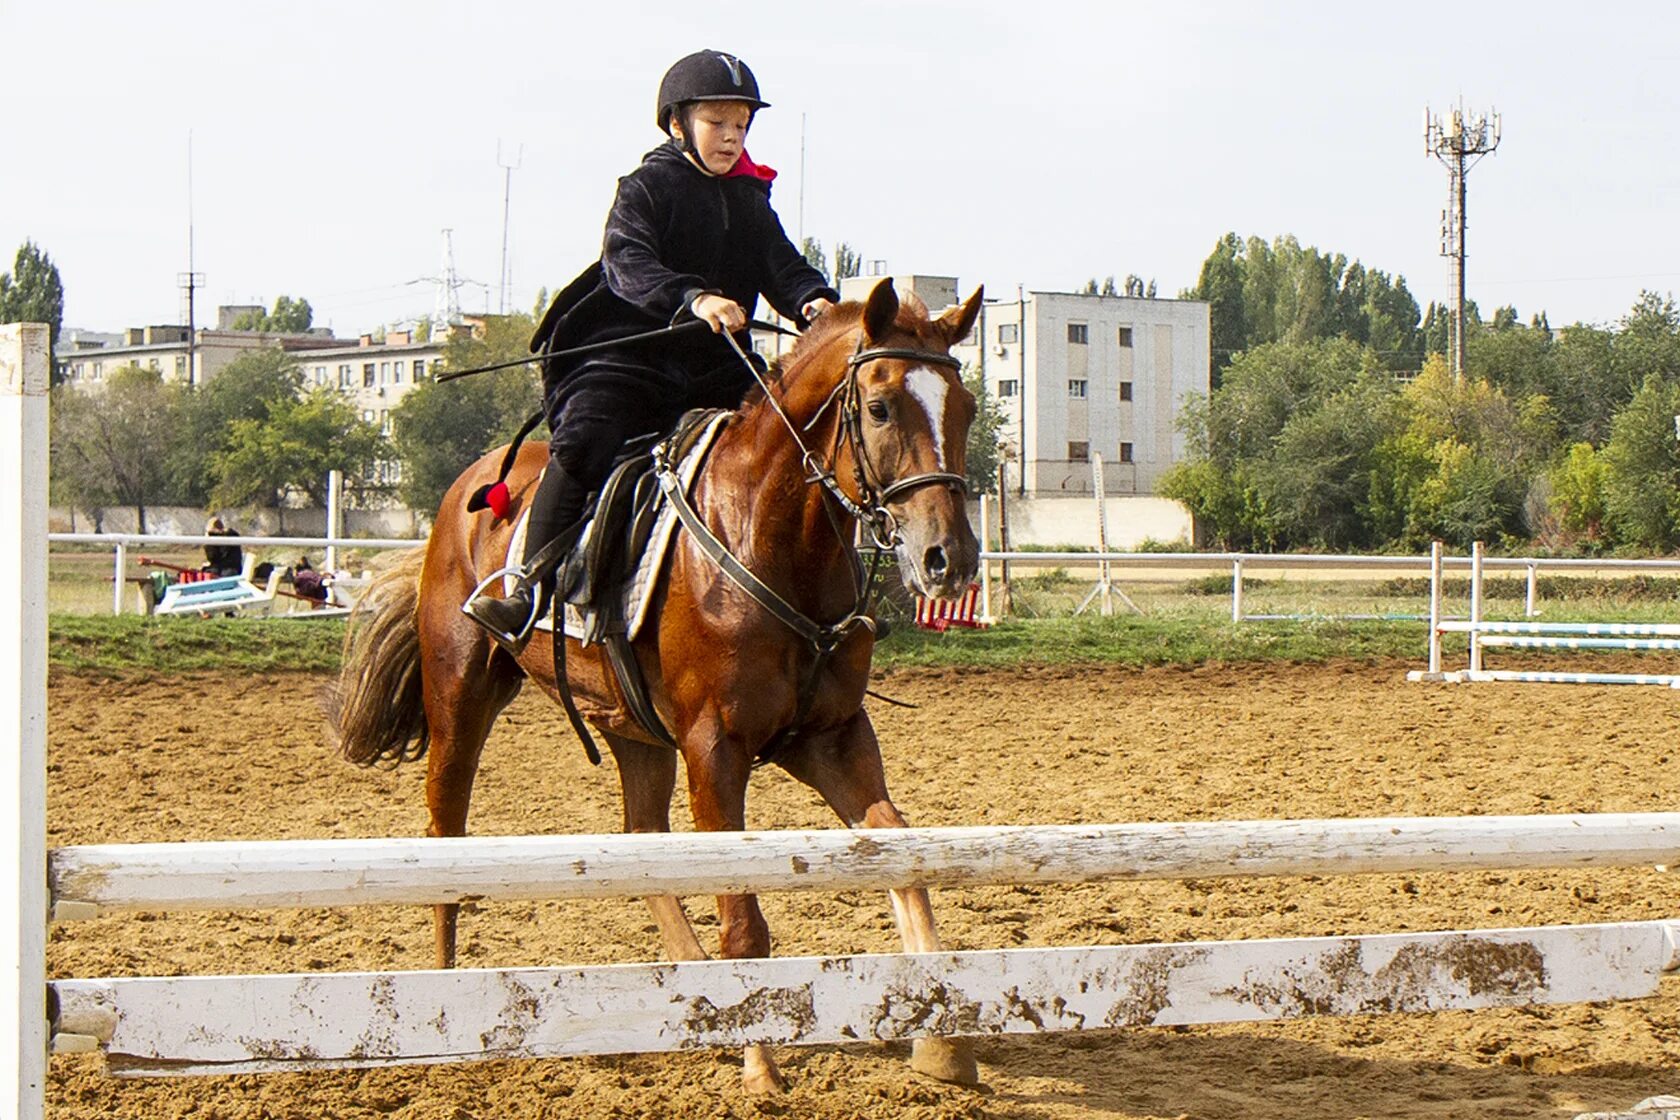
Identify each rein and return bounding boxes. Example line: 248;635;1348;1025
653;326;969;762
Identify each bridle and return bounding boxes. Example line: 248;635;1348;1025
646;323;973;762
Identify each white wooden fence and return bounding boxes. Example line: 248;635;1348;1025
8;322;1680;1109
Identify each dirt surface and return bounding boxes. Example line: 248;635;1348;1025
46;660;1680;1119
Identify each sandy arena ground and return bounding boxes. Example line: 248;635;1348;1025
45;659;1680;1119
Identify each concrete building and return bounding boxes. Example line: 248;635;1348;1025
57;312;347;390
293;330;445;439
834;274;1211;499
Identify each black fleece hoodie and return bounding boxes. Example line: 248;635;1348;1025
533;140;838;409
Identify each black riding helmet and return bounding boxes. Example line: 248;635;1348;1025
656;50;769;135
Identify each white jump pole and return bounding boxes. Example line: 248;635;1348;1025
977;494;995;625
1231;557;1244;623
1428;540;1443;675
325;469;343;574
1469;540;1486;674
1;323;49;1120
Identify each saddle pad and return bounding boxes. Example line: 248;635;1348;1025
505;411;730;642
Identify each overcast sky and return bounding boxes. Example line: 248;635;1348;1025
7;1;1679;337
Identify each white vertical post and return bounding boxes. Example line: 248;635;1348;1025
1468;540;1486;673
1;322;50;1120
1231;557;1244;623
977;494;994;625
1427;540;1443;675
111;540;126;616
325;469;343;574
1091;452;1111;617
1525;562;1538;618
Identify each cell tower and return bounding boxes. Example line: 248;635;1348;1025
1425;103;1501;382
433;228;463;336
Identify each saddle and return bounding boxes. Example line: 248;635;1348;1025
561;407;725;643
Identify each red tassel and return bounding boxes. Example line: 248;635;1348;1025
485;480;511;519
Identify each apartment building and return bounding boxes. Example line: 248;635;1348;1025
834;274;1211;497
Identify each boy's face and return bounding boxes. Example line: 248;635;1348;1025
676;100;754;174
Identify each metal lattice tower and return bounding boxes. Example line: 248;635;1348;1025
1425;103;1501;382
496;142;523;315
434;228;463;336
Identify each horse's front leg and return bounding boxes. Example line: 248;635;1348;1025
681;721;783;1093
776;711;981;1086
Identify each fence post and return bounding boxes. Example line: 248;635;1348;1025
1;322;50;1120
977;495;994;626
1231;557;1244;623
1427;539;1443;675
326;469;343;574
112;540;127;616
1469;541;1486;674
1525;562;1538;618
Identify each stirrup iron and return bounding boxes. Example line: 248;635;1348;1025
462;566;543;651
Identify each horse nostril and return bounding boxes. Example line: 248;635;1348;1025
924;546;948;579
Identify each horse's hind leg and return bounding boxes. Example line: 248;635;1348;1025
775;711;981;1086
602;731;708;962
422;636;521;969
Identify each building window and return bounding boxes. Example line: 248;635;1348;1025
413;359;426;381
998;379;1018;398
1117;326;1134;347
1068;379;1087;398
1119;380;1133;402
363;363;376;388
362;409;376;424
93;361;103;379
1068;441;1089;462
379;361;390;382
338;364;353;388
176;356;188;377
1067;323;1088;344
1119;442;1134;463
379;408;391;434
998;323;1018;344
148;357;160;371
393;360;405;382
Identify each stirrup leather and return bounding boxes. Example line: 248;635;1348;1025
461;566;543;650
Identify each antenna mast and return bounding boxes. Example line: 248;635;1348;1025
496;141;523;314
1424;102;1501;383
177;132;206;387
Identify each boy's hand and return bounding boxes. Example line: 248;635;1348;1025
691;294;747;333
801;297;835;324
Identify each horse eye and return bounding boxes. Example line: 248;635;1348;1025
866;400;890;422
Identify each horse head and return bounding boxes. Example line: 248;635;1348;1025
846;278;984;601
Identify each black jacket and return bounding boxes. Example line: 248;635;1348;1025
533;141;837;407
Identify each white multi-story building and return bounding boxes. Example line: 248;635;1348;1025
835;274;1210;498
293;330;445;439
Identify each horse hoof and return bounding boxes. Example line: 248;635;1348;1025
910;1036;979;1085
741;1045;787;1094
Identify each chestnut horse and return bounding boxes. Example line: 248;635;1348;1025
329;279;984;1090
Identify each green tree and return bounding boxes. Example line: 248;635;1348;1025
1188;233;1245;381
52;365;188;532
833;242;861;282
49;387;118;530
231;295;314;332
1599;373;1680;550
0;240;65;368
211;390;386;531
961;366;1006;496
1547;442;1609;542
172;348;305;504
392;312;541;514
800;238;830;285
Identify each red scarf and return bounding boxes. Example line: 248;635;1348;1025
726;150;777;182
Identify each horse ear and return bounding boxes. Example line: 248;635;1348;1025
935;286;985;347
862;278;899;342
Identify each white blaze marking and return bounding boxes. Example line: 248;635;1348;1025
904;366;950;469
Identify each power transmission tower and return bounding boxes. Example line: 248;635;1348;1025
178;131;205;387
433;228;463;337
1424;103;1501;382
496;141;522;315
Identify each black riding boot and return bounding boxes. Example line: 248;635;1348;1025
463;458;589;653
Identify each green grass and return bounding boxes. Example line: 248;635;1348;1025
49;615;346;675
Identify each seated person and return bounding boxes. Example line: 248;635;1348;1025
202;517;244;578
291;557;330;603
